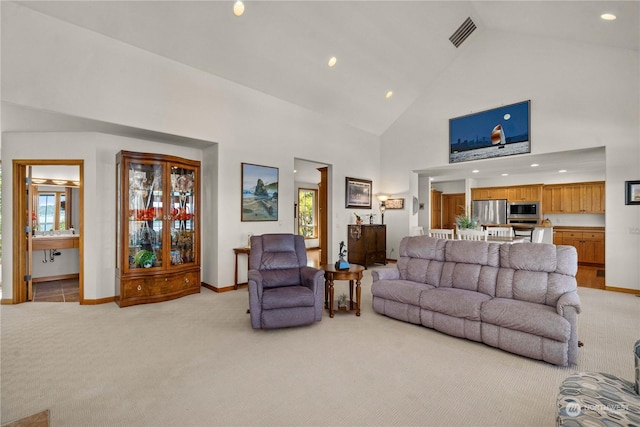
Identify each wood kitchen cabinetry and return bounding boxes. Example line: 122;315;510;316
348;224;386;268
471;184;542;202
554;227;604;265
115;151;201;307
542;181;605;214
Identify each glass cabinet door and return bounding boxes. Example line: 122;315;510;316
168;165;197;267
127;161;164;271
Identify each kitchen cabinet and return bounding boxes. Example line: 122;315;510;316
542;181;605;214
554;228;604;265
115;151;201;307
506;184;542;202
348;224;386;268
472;187;508;200
472;184;542;202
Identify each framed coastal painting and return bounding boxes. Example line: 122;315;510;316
241;163;278;221
345;177;372;209
449;100;531;164
625;180;640;205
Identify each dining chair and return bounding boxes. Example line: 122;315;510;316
531;228;545;243
428;229;455;239
410;226;424;236
456;229;488;241
485;226;514;237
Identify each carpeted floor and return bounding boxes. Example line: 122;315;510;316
1;269;638;426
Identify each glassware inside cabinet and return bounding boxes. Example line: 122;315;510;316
128;163;164;269
170;165;196;265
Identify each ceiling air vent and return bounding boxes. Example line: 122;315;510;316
449;17;476;48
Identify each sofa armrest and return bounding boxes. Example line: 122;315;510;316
371;267;400;282
248;269;263;299
557;291;581;316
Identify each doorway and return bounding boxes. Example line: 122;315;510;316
12;160;84;304
294;159;330;266
442;193;466;230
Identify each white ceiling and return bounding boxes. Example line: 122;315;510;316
16;0;639;137
8;1;637;179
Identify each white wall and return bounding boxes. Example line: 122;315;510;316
1;132;203;300
1;3;380;297
381;30;640;291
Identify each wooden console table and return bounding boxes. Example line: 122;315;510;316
233;247;250;290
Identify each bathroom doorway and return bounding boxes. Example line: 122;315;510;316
12;160;84;304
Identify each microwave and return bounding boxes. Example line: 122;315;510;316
508;202;540;219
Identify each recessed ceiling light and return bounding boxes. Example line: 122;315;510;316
530;163;539;167
472;170;479;174
328;57;337;67
601;13;616;21
501;173;509;176
385;91;393;99
233;1;245;17
559;169;567;173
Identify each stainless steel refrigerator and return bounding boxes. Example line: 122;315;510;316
472;199;507;225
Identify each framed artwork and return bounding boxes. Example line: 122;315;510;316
241;163;279;221
385;198;404;209
625;180;640;205
449;100;530;164
345;177;372;209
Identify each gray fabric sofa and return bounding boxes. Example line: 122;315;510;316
371;235;581;366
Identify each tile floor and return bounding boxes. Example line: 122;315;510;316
32;279;79;302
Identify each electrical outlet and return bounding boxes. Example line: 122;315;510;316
629;227;640;235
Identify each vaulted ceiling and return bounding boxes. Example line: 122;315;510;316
16;1;639;136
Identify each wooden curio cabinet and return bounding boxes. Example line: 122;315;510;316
115;151;201;307
348;224;386;268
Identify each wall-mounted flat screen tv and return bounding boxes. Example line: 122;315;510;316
449;100;530;164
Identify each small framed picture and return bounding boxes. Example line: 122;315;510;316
345;177;372;209
241;163;279;221
625;180;640;205
385;198;404;209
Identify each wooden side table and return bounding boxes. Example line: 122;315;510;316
320;264;365;318
233;247;250;290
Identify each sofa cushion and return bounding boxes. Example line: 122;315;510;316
421;288;491;321
438;263;499;296
399;235;446;260
481;298;571;342
445;240;500;267
371;279;435;305
262;285;315;309
397;258;445;285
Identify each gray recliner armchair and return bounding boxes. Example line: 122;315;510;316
248;234;324;329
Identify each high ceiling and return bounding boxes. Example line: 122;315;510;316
6;1;638;179
15;0;639;137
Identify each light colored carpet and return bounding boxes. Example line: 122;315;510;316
1;269;638;427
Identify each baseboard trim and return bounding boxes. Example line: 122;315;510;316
202;282;246;293
1;298;15;305
80;296;116;305
32;273;79;283
604;286;640;295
